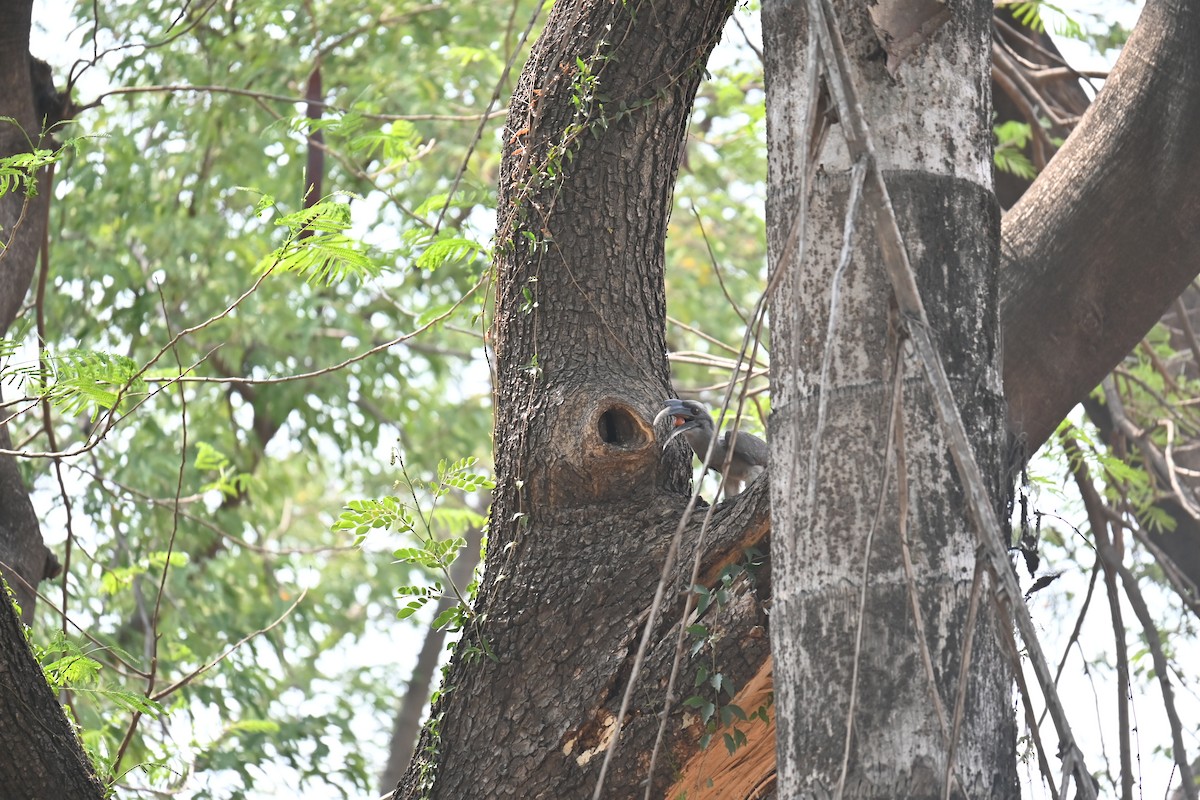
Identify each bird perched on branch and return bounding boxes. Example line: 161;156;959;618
654;399;768;498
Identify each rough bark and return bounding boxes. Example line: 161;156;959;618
764;0;1016;796
1001;0;1200;453
0;0;59;623
0;593;105;798
393;1;747;796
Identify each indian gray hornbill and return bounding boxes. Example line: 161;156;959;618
654;398;768;498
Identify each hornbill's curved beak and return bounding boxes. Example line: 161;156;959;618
653;398;703;451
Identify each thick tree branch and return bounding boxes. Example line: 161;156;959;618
1002;0;1200;453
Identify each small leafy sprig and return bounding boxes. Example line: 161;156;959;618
994;121;1037;180
32;630;166;786
683;553;772;755
6;347;147;419
0;135;84;198
333;454;493;628
248;192;380;285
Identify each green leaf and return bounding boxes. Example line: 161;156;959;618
397;598;429;620
413;233;489;272
257;200;381;284
432;606;463;631
15;348;145;418
75;686;166;717
224;719;282;735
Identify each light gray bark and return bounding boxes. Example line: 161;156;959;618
764;0;1017;796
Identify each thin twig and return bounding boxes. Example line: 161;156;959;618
112;284;191;774
1027;66;1109;82
731;12;763;64
1;274;482;460
1114;559;1198;799
943;555;984;800
806;156;866;522
1128;524;1200;618
1045;553;1101;716
896;349;951;742
434;0;544;232
1104;378;1200;520
149;276;483;387
667;315;754;358
79;81;518;127
640;255;778;797
994;590;1062;800
0;348;215;458
688;202;749;325
70;0;221;90
1174;297;1200;368
0;558;148;678
1063;431;1134;796
151;590;307;702
31;163;75;644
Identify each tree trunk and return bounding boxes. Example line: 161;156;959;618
0;1;59;624
394;0;746;796
0;593;105;798
764;0;1016;796
391;0;1200;796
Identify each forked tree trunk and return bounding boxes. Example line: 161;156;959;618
1;0;1200;796
764;0;1017;795
1001;0;1200;453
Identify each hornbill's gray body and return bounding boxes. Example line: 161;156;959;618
654;399;768;498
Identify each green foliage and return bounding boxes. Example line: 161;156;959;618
994;121;1037;179
0;141;67;197
334;455;492;626
32;631;165;785
1001;1;1131;54
256;198;381;285
100;551;190;596
684;554;769;755
12;348;145;419
16;0;512;795
1002;1;1085;40
193;441;254;499
411;232;490;273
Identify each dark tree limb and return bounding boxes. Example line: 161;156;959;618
1002;0;1200;454
0;0;60;622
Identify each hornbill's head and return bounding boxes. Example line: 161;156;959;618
653;398;715;450
653;398;768;497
